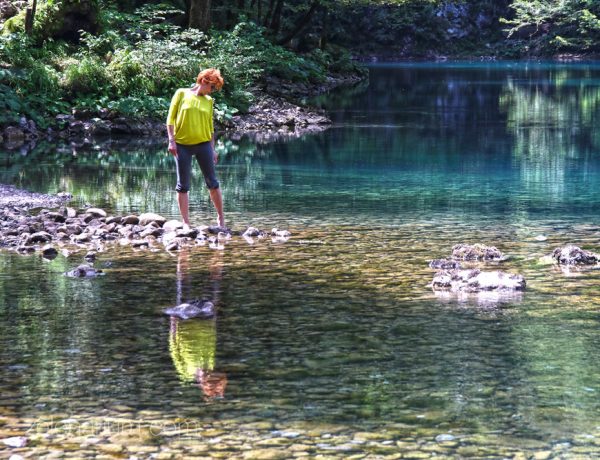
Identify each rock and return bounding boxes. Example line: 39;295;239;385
25;231;52;245
165;242;180;251
164;300;215;320
65;264;103;278
243;227;263;237
72;233;91;243
451;243;503;261
42;245;58;259
431;269;525;292
66;207;78;218
552;245;600;265
271;228;291;237
122;215;139;225
45;211;66;223
429;259;461;269
2;436;27;448
85;207;107;218
176;227;198;238
3;126;25;142
163;220;184;232
0;1;18;21
207;225;231;235
84;251;96;262
138;213;167;226
140;227;164;238
105;216;122;224
131;239;150;248
435;434;456;442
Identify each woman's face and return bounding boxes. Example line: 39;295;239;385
200;81;216;94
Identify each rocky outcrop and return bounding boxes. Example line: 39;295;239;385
431;269;526;293
227;95;330;133
552;245;600;265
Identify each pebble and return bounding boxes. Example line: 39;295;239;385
435;433;456;442
2;436;27;447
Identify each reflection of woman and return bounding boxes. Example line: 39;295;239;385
166;68;225;228
168;250;227;398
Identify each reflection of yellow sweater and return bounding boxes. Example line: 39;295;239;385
169;319;216;382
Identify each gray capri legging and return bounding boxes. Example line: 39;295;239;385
174;141;219;192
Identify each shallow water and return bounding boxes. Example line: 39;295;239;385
2;62;600;457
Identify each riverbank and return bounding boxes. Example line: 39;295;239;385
0;72;365;151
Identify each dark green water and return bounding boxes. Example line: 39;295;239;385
2;62;600;455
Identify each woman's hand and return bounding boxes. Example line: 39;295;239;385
213;149;219;164
168;139;177;157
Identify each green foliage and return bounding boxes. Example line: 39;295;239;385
0;1;366;127
503;0;600;54
62;57;110;96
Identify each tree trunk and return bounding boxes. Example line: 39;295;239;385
24;0;37;35
277;0;319;46
263;0;275;27
269;0;283;34
319;4;328;49
189;0;212;31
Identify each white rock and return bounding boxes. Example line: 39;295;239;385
2;436;27;448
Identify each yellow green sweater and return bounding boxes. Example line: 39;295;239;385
166;88;214;145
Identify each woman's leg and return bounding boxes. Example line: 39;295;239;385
174;144;193;225
208;188;225;227
195;142;225;227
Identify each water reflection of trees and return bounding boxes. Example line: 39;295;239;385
500;69;600;208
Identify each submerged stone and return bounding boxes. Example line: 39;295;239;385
65;264;103;278
451;243;503;261
429;259;461;270
163;299;215;320
551;245;600;265
431;269;525;292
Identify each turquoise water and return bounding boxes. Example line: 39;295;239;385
2;62;600;456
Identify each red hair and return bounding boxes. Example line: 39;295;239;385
197;68;224;90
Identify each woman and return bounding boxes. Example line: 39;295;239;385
166;68;225;228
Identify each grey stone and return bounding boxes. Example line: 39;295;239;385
429;259;461;269
25;231;52;245
432;269;525;292
138;213;167;226
552;245;600;265
65;264;103;278
164;300;215;320
451;243;503;261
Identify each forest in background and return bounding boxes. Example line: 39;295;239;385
1;0;600;130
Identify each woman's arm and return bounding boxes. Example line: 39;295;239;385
167;124;177;156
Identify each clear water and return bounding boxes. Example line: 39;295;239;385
2;62;600;455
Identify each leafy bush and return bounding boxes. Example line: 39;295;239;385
62;57;110;96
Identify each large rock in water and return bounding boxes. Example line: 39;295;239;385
164;300;215;320
432;269;525;292
552;245;600;265
451;243;503;261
